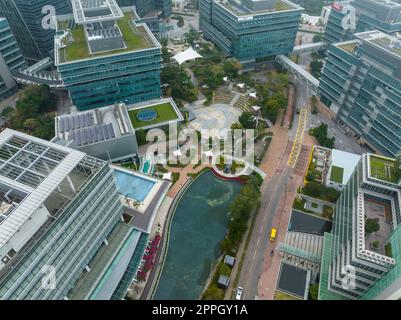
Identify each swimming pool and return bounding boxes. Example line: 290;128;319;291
113;169;156;202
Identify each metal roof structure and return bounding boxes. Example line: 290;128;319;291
71;0;124;24
0;129;105;251
0;129;88;248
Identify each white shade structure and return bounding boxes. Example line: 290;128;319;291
172;47;203;65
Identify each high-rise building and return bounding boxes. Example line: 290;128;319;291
116;0;156;17
199;0;303;64
0;129;143;299
318;31;401;157
353;0;401;34
54;0;162;111
323;0;401;44
323;1;355;44
0;18;26;101
0;1;71;62
319;153;401;300
0;1;42;63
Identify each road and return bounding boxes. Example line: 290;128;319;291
238;167;292;299
234;34;314;300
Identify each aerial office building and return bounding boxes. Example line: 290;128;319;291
319;153;401;300
0;129;150;299
54;0;162;111
0;18;26;101
0;0;71;62
199;0;303;64
55;103;139;162
318;31;401;157
323;0;401;44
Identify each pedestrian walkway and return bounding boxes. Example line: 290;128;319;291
288;108;308;168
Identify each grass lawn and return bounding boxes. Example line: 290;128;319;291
128;102;179;129
63;13;150;62
330;165;344;184
274;290;301;300
369;155;398;183
311;202;318;209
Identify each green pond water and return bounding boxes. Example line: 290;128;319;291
153;170;242;300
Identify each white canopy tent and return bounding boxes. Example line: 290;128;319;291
172;47;203;65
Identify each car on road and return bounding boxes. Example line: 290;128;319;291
235;287;244;300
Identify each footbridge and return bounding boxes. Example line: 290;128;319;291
275;55;320;93
13;58;64;89
292;42;328;54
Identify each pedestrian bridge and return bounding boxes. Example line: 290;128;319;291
292;42;327;54
13;58;64;89
275;55;320;92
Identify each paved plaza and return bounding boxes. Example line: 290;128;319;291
187;103;241;135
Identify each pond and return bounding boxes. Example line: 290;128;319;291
153;170;242;300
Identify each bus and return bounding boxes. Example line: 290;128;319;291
270;228;277;242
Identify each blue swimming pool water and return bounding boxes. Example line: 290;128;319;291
113;169;156;202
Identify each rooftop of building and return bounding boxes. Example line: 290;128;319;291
336;40;359;53
216;0;302;17
71;0;124;25
368;154;400;184
0;129;105;263
55;6;160;65
355;30;401;60
127;98;184;130
328;149;361;185
55;103;135;147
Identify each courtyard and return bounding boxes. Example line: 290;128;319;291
186;103;241;136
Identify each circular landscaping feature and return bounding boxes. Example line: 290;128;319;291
136;109;158;122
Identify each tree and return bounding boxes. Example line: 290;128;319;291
239;112;255;129
313;34;322;43
5;85;57;140
311;59;324;78
135;129;147;146
309;123;335;148
223;59;241;79
309;284;319;300
365;218;380;234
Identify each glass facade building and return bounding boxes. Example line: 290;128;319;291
318;31;401;157
319;154;401;300
199;0;303;63
54;3;162;111
0;0;71;62
0;17;26;101
0;0;42;63
324;0;401;44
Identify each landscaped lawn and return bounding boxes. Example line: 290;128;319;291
330;165;344;184
128;102;179;129
370;155;398;183
63;13;150;62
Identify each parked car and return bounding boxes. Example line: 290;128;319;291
235;286;244;300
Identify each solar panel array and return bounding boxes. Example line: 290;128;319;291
68;123;116;146
58;113;94;133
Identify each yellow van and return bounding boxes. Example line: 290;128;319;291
270;228;277;242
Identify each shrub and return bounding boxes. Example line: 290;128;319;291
365;218;380;234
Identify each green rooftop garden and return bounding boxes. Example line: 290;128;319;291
369;155;399;184
220;0;294;16
330;165;344;184
337;42;357;54
60;13;152;63
128;102;180;129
